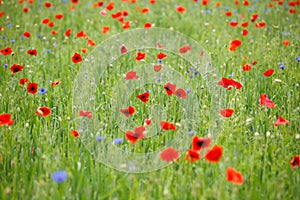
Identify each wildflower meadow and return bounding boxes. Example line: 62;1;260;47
0;0;299;199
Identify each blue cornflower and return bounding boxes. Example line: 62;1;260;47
10;40;15;44
46;49;51;53
96;136;104;142
37;34;41;38
7;24;13;28
279;64;285;70
52;170;67;183
39;88;47;95
188;131;195;136
4;64;8;68
158;59;162;64
114;138;123;145
186;89;192;93
296;56;300;62
2;35;6;40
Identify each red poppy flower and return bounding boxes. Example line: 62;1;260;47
205;145;223;163
230;39;242;51
51;30;57;35
0;47;13;55
0;11;5;18
44;1;52;8
106;2;114;10
290;155;300;169
144;118;151;126
157;52;167;59
125;126;145;144
192;136;211;151
48;21;54;27
144;23;152;29
241;21;248;27
72;52;82;63
288;1;297;6
202;0;209;5
23;7;29;13
225;11;232;16
141;7;149;14
120;106;135;117
76;30;87;38
283;40;290;46
251;61;258;65
160;121;176;131
160;147;179;162
71;0;79;4
27;82;38;94
122;21;130;29
79;110;92;119
125;71;138;80
23;31;31;38
122;10;129;16
65;28;72;37
153;65;162;72
226;167;244;185
218;78;243;90
55;13;63;19
27;49;37;56
255;22;266;28
243;0;249;5
20;78;28;85
135;52;146;61
242;29;248;36
274;116;289;127
179;45;191;54
175;88;187;99
0;113;14;126
289;9;297;14
10;64;24;74
157;42;165;48
185;149;200;162
164;83;176;96
111;11;122;19
242;64;251;71
120;44;127;54
137;92;149;103
220;109;234;117
36;106;51;117
176;6;186;13
51;81;61;87
263;69;274;77
260;94;275;108
87;39;96;46
229;21;238;27
149;0;156;4
93;1;104;7
42;18;50;24
102;26;110;34
251;14;259;22
71;130;80;138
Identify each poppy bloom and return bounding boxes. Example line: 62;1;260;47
144;23;152;29
87;39;96;46
160;121;176;131
205;145;223;163
76;30;87;38
230;39;242;51
55;13;64;19
164;83;176;96
79;110;92;119
226;167;244;185
255;22;266;28
81;48;88;54
71;130;80;138
218;78;242;90
125;71;138;80
160;147;179;162
185;149;200;162
274;116;289;127
42;18;50;24
153;65;162;72
65;28;72;37
20;78;28;85
125;126;146;144
144;118;151;126
229;21;238;27
0;113;14;126
72;52;82;63
120;106;135;117
242;29;248;36
141;7;150;14
102;26;110;34
263;69;274;77
135;52;146;61
106;2;114;10
51;81;61;87
283;40;290;47
27;82;38;94
242;64;251;71
192;136;211;151
44;1;52;8
241;21;248;27
71;0;79;3
137;92;149;103
260;94;275;108
225;11;232;16
122;21;130;29
179;45;191;54
10;64;24;74
290;156;300;169
36;106;51;117
27;49;37;56
220;109;234;117
251;14;259;22
120;44;127;54
48;21;54;27
0;47;13;55
176;6;186;13
157;52;167;59
175;88;187;99
23;31;31;38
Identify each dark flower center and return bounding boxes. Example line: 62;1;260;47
13;67;19;72
197;141;205;147
30;86;36;91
